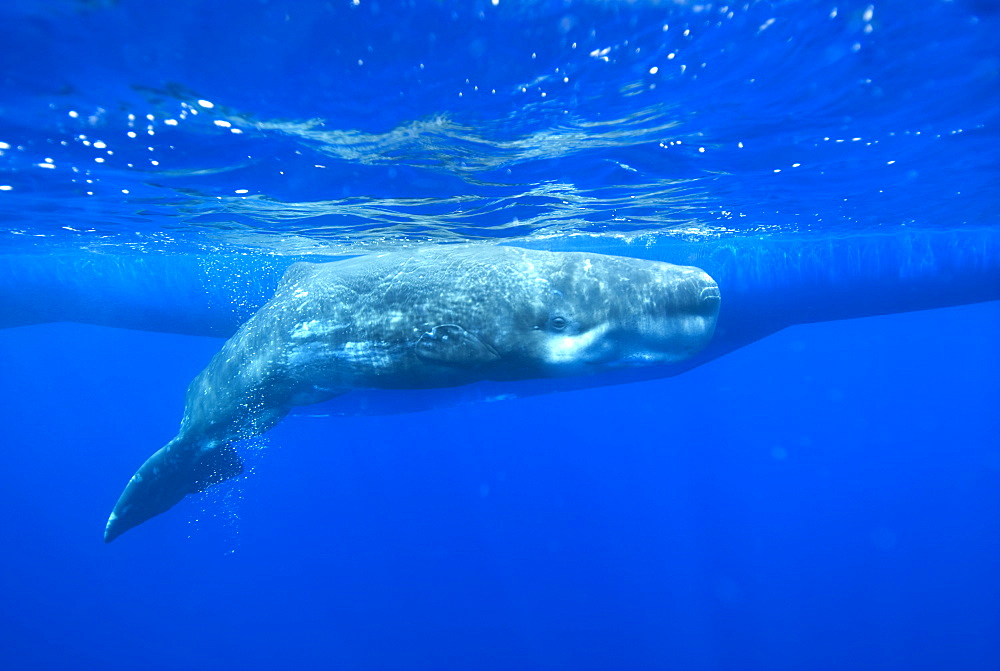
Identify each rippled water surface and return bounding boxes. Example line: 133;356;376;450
1;0;997;253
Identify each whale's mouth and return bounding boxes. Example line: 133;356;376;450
614;351;675;365
598;345;699;368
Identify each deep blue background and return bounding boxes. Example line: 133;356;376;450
1;303;998;670
0;0;999;669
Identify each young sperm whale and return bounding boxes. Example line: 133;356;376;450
103;245;721;542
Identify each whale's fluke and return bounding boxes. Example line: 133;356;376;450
104;441;243;543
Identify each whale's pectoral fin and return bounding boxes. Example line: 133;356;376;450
415;324;501;366
104;441;243;543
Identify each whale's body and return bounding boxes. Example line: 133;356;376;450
102;246;721;541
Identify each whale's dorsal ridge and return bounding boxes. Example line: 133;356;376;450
277;261;321;293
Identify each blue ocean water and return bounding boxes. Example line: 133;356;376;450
0;1;998;670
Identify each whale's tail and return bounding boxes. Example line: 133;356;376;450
104;439;243;543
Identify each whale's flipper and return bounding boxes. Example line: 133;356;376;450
104;440;243;543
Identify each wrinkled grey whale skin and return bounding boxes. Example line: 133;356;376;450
103;246;720;541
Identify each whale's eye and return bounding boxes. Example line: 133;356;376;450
550;316;568;330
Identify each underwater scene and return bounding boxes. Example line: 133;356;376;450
0;1;998;669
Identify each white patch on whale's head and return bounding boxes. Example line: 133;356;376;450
542;324;611;365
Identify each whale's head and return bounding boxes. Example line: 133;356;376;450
492;248;721;376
